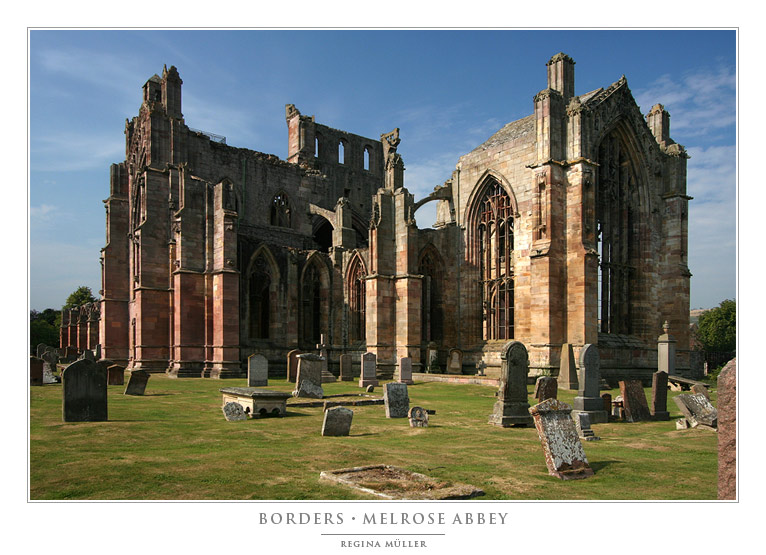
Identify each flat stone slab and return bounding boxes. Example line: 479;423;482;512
287;394;384;409
319;465;485;500
220;387;293;417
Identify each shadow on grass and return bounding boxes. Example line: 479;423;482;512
589;460;623;474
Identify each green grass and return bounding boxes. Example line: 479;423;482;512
30;375;718;500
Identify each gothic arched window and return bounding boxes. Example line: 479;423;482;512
419;248;443;343
249;255;272;339
270;193;291;228
301;262;323;346
477;180;514;340
348;255;366;343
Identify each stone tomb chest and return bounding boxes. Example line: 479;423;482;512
220;387;292;418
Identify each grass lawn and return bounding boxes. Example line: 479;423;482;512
29;374;718;500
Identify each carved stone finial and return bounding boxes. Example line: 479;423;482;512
285;104;300;120
663;321;670;334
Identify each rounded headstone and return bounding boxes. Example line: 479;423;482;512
408;406;429;428
222;402;248;422
366;385;374;393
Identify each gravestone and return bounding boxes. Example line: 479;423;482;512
36;343;49;358
222;401;248;421
601;393;612;414
359;352;379;387
528;398;594;480
124;370;150;396
41;351;60;384
79;349;95;362
619;380;652;422
64;346;78;362
534;376;558;402
426;346;439;373
286;349;302;383
398;357;414;385
316;334;337;383
107;364;125;386
366;385;375;393
489;341;533;427
651;370;670;420
30;356;44;386
690;384;710;400
94;344;102;360
62;359;107;422
558;343;579;390
322;406;354;436
573;344;608;424
408;406;429;428
339;354;353;381
657;321;676;375
574;412;600;441
384;382;410;418
293;354;324;398
248;353;269;387
447;349;463;375
673;393;717;429
717;358;736;500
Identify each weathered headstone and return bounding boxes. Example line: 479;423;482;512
222;401;248;421
359;352;379;387
79;349;95;362
528;398;594;480
248;353;269;387
286;349;302;383
321;406;354;436
107;364;125;386
293;354;324;398
36;343;49;358
601;393;612;414
447;348;463;375
398;357;414;385
690;383;710;400
30;356;44;386
384;382;410;418
573;344;608;424
534;376;558;402
408;406;429;428
124;370;150;396
489;341;533;427
339;353;353;381
673;393;717;429
717;358;736;500
41;351;60;384
558;343;579;390
651;370;670;420
62;359;107;422
619;380;652;422
574;412;600;441
366;384;375;393
426;346;439;373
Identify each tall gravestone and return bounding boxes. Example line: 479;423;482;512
107;364;125;386
489;341;533;427
322;406;354;436
339;354;353;381
426;346;439;373
124;370;150;396
359;352;379;387
62;359;107;422
398;357;414;385
651;370;670;420
528;398;594;480
286;349;302;383
619;380;652;422
294;354;324;398
717;358;736;500
36;343;48;358
573;344;607;424
534;376;558;402
447;349;463;375
42;351;61;384
384;382;410;418
248;354;269;387
657;321;676;375
558;343;579;390
30;356;44;386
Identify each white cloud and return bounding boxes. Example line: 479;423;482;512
31;131;124;172
30;204;58;221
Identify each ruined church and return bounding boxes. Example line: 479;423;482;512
91;52;691;383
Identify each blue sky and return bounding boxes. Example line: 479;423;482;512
29;29;736;311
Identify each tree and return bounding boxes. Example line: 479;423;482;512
63;286;96;310
696;299;736;353
30;309;61;351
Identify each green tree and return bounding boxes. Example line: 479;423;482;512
696;299;736;352
63;286;96;310
30;309;61;351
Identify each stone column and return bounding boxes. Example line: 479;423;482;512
657;321;676;376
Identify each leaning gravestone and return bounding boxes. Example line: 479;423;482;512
248;354;269;387
286;349;302;383
651;370;670;420
528;398;594;480
489;341;533;427
293;354;324;398
690;384;710;400
534;376;558;402
30;356;44;386
447;349;463;375
359;352;379;387
384;382;410;418
573;344;607;424
222;401;248;422
107;364;125;386
398;357;414;385
558;343;579;390
124;370;150;396
717;358;736;500
62;359;107;422
339;354;353;381
674;393;717;429
408;406;429;428
619;380;652;422
322;406;354;436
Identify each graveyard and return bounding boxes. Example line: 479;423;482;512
29;368;719;500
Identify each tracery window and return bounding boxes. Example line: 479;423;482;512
477;180;514;340
301;262;323;345
419;249;443;343
348;256;366;343
270;193;291;228
249;254;272;339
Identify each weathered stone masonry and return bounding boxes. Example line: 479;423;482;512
92;54;691;383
